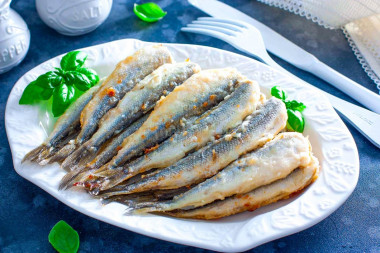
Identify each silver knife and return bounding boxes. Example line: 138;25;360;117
188;0;380;114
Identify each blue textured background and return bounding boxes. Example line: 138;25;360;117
1;0;379;252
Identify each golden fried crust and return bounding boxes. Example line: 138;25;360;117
167;155;319;220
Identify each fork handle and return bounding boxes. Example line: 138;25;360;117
306;60;380;114
261;54;380;148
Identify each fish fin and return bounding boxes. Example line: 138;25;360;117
22;145;47;163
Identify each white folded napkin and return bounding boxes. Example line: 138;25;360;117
258;0;380;93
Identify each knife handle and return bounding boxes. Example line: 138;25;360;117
305;60;380;114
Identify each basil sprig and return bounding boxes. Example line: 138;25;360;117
271;86;306;133
48;220;79;253
133;2;167;22
19;51;99;117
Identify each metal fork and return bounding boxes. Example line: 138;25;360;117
182;17;380;148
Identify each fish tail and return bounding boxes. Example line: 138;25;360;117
79;167;132;193
58;166;92;190
22;145;47;163
125;201;161;214
43;142;77;166
61;144;94;171
99;191;157;205
96;186;135;198
34;148;54;163
93;167;134;191
130;200;173;214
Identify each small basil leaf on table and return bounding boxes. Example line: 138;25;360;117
287;109;305;133
19;81;46;104
134;3;167;22
271;86;287;101
76;67;99;86
35;71;63;89
60;51;88;71
52;83;75;117
48;220;79;253
64;71;92;91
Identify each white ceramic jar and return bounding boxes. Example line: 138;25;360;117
0;0;30;74
36;0;113;36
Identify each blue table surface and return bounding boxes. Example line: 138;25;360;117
1;0;379;252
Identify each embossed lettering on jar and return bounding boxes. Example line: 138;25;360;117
0;0;30;74
36;0;113;36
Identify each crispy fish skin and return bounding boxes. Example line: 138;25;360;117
61;62;200;170
94;79;261;190
167;157;319;219
22;83;101;163
78;45;173;144
86;68;244;191
101;97;286;197
50;45;173;163
58;113;150;190
130;132;313;213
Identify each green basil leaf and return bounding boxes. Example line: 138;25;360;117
133;3;167;23
76;67;99;86
41;88;54;100
35;71;63;89
19;81;46;104
284;100;306;112
54;67;65;76
287;109;305;133
52;84;75;117
271;86;287;101
48;220;79;253
60;51;88;71
64;71;92;91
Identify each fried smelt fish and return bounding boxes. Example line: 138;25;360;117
83;68;244;192
61;62;200;170
50;45;173;162
59;113;150;190
128;132;313;213
167;157;319;219
100;97;286;196
22;84;101;163
92;79;261;190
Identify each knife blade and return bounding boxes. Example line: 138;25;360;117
188;0;380;114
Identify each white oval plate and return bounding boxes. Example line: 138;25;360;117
5;39;359;252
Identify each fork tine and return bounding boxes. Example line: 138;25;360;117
192;20;244;32
181;27;232;42
187;24;237;36
197;17;249;28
